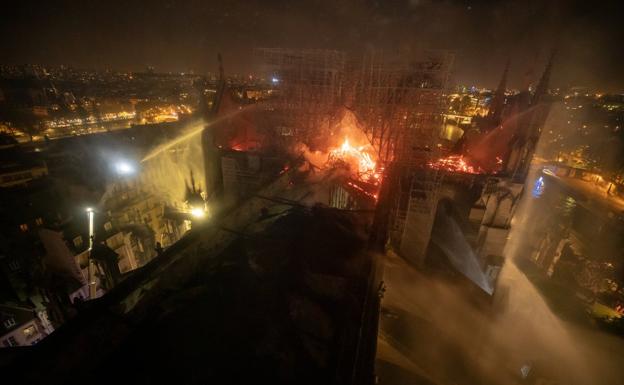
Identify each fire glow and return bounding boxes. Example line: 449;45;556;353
346;181;379;201
328;137;381;183
428;154;484;174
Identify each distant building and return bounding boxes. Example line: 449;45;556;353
0;304;53;348
104;179;173;253
38;228;101;302
0;141;48;188
0;174;63;318
105;230;141;273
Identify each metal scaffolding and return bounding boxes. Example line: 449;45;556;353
253;48;346;148
254;47;453;263
353;50;453;165
352;49;454;263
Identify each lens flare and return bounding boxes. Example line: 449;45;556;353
190;207;206;219
115;161;136;175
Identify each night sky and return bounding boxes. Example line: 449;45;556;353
2;0;623;90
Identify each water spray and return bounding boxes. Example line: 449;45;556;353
141;106;254;163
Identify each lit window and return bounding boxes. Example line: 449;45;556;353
104;222;113;231
22;325;37;339
73;236;83;248
35;217;43;226
19;224;28;232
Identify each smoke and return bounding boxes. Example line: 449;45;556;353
293;142;329;171
4;1;624;90
463;104;543;172
377;104;624;384
379;251;594;384
498;103;624;384
294;109;375;173
135;118;206;206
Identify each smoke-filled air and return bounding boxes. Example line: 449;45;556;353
2;2;624;385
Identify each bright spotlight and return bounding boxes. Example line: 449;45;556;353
271;77;279;84
115;161;136;175
86;207;94;213
190;207;206;219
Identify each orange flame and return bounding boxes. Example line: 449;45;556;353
428;154;484;174
328;137;380;183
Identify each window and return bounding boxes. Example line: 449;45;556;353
35;217;43;226
73;236;83;248
19;223;28;232
3;318;16;329
104;222;113;231
22;325;37;339
3;336;19;346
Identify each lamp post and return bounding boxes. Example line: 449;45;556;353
86;207;97;299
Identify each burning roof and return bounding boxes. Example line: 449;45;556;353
428;154;485;175
327;138;381;184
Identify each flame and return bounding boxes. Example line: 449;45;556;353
428;154;484;174
328;137;380;183
346;181;379;200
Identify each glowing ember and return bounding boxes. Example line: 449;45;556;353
328;137;380;183
428;154;484;174
346;181;378;201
